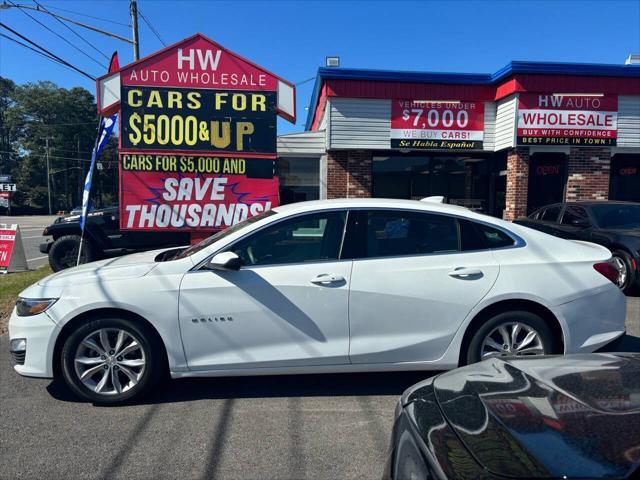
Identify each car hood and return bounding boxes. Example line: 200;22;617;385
37;249;166;288
427;354;640;479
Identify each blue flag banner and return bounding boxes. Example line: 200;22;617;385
79;115;117;232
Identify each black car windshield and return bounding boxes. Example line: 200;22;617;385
591;204;640;229
173;209;277;259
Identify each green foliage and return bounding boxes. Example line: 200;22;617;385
0;79;119;214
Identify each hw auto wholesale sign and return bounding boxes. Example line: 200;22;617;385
100;34;295;231
391;100;484;150
517;94;618;146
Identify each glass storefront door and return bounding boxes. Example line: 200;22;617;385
372;153;505;217
527;153;567;214
610;154;640;202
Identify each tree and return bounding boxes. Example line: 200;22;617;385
0;80;119;214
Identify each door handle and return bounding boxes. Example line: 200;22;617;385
448;267;483;278
311;274;345;285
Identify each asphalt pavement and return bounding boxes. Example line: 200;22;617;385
0;298;638;480
0;215;57;269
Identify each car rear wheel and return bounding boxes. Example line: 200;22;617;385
466;311;556;365
611;250;636;294
48;235;95;272
60;317;164;404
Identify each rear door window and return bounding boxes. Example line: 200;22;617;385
358;210;460;258
540;205;562;222
561;206;589;225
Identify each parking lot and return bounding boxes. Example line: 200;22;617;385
1;297;638;480
0;215;56;270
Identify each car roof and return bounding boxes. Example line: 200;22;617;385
272;198;474;216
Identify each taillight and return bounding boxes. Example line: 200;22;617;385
593;262;619;285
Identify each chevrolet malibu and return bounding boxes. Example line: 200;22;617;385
9;199;627;404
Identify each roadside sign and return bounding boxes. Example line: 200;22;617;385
0;224;29;273
0;183;17;192
99;33;295;234
0;175;11;183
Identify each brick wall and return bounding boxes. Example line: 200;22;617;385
326;150;372;199
566;147;611;201
504;148;529;221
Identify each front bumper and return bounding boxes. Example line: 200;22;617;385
39;241;51;254
552;284;627;354
8;307;58;378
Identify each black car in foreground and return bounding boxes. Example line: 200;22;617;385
40;206;190;271
386;354;640;480
514;201;640;293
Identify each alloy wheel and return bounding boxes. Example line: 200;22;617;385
612;256;628;288
480;322;545;359
74;328;146;395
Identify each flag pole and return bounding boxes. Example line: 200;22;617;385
76;123;102;266
77;51;119;267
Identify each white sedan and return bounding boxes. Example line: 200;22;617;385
9;199;626;404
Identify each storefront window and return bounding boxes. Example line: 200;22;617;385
277;157;320;205
610;154;640;202
372;153;504;216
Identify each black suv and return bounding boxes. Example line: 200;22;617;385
514;201;640;293
40;206;190;271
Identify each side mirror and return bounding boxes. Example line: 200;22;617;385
571;218;590;228
207;251;241;271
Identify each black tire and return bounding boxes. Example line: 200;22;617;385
60;317;165;404
465;310;557;365
611;250;637;295
48;235;95;272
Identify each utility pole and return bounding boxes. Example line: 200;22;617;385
42;136;53;215
130;0;140;61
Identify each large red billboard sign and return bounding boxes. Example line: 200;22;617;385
391;100;484;150
108;34;293;232
517;94;618;146
120;154;278;230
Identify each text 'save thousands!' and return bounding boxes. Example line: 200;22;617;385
120;154;278;230
390;100;484;150
517;94;618;146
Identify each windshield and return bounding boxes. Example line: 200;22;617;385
591;204;640;229
173;209;277;259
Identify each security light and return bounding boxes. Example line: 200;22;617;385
326;56;340;68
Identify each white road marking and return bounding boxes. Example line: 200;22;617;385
27;256;48;262
23;235;46;239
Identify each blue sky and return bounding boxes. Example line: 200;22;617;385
1;0;639;134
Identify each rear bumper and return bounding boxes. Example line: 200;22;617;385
552;285;627;354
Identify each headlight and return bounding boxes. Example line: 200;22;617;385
16;298;58;316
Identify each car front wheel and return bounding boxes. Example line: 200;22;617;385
48;235;95;272
466;311;556;365
60;317;164;404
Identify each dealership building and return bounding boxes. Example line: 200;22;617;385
277;60;640;219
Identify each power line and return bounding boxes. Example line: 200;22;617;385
137;8;166;47
6;0;106;69
295;76;316;86
0;149;99;163
37;3;131;27
0;32;91;78
31;0;111;61
0;22;96;81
